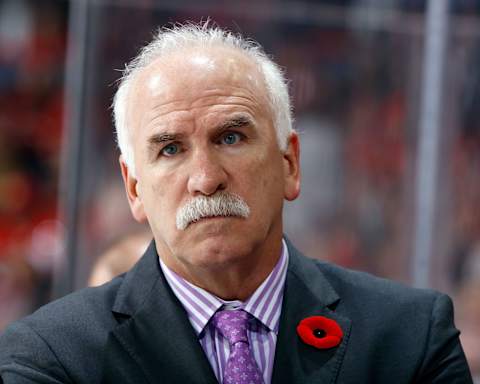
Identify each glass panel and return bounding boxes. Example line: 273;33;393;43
2;0;480;378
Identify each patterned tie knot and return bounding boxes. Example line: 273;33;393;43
212;309;250;346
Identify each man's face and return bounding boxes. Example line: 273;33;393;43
121;47;300;272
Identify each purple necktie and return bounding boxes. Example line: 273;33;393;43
212;309;264;384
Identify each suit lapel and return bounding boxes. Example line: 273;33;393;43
102;241;217;384
272;241;351;384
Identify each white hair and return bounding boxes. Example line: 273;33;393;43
112;22;293;176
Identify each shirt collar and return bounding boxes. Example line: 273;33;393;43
160;239;289;336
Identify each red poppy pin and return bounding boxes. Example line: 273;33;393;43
296;316;343;349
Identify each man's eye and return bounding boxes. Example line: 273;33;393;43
221;132;242;145
161;143;179;156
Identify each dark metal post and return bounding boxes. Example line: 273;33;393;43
54;0;90;298
412;0;449;288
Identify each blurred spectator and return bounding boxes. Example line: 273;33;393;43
88;229;151;287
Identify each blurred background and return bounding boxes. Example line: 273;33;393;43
0;0;479;379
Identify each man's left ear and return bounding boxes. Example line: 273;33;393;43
283;132;301;201
120;155;148;223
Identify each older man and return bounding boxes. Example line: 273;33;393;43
0;23;473;383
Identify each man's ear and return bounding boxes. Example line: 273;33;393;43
119;155;147;223
283;132;301;201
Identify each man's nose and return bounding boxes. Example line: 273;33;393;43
186;149;227;196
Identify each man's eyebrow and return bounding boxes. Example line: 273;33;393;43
217;116;253;131
147;132;183;146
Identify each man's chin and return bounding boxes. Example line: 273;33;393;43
181;230;254;263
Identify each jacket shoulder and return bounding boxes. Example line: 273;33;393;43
25;274;124;330
313;258;441;309
0;275;125;383
310;258;472;382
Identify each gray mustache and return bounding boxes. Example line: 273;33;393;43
176;191;250;230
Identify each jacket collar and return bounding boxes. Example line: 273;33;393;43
105;241;218;383
271;237;351;384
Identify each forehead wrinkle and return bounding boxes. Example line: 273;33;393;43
144;96;261;131
138;67;269;110
189;92;267;114
153;96;264;121
145;106;191;127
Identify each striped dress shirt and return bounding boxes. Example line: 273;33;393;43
159;239;289;384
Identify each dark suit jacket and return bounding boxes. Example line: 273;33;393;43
0;240;473;383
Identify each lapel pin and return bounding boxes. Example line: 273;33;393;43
297;316;343;349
